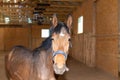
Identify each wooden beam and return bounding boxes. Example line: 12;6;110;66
44;10;71;14
0;0;81;24
43;14;67;16
50;5;76;8
49;0;83;2
0;24;23;27
0;2;35;7
45;8;72;11
43;12;68;15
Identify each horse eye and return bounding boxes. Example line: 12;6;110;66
68;38;71;41
51;38;54;41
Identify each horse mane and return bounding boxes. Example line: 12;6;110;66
32;36;52;56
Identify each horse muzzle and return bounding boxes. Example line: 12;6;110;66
53;63;69;75
52;50;69;75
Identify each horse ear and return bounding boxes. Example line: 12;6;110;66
52;14;58;28
67;15;72;29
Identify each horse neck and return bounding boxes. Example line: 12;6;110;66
32;48;53;77
33;47;53;66
45;48;53;61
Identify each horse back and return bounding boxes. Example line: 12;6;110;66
5;46;33;80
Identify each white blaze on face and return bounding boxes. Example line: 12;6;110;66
60;32;65;37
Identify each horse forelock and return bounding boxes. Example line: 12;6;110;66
56;22;69;34
50;22;70;35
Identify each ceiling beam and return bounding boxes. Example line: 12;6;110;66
50;5;76;8
0;0;82;24
43;12;68;15
49;0;83;2
45;8;72;11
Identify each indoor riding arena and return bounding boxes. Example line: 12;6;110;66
0;0;120;80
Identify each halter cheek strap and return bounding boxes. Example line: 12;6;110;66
53;50;68;60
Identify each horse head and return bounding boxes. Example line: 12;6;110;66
51;14;72;75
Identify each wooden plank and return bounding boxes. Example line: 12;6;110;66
4;27;30;50
0;28;4;50
50;0;83;2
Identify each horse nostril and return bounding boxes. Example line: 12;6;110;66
53;63;67;75
58;65;63;69
54;63;63;69
55;63;57;65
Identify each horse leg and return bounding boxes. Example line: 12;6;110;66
48;72;56;80
49;73;56;80
10;78;12;80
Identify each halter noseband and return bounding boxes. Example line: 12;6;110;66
53;50;68;60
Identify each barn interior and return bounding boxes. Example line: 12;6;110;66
0;0;119;80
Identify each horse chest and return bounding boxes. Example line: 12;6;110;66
36;65;49;80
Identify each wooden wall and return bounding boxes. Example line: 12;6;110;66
71;0;119;77
71;0;96;67
96;0;119;77
31;24;50;49
0;24;50;51
0;28;4;50
4;27;30;50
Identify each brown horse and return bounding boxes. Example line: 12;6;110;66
5;14;72;80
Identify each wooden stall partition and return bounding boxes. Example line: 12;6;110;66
96;36;118;77
4;27;15;50
72;0;119;77
71;0;96;67
71;34;84;62
2;24;50;51
4;27;31;51
31;24;50;49
83;33;96;67
96;0;119;77
0;28;4;51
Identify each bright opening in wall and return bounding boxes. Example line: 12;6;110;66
4;17;10;24
28;18;32;23
78;16;83;34
14;0;17;3
41;29;49;38
3;0;10;2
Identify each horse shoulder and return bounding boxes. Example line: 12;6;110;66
5;46;33;80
